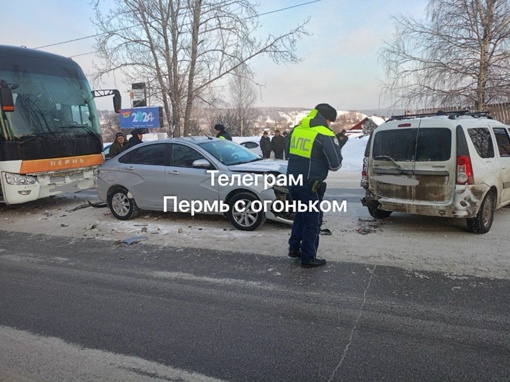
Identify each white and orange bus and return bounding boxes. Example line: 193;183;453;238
0;45;120;204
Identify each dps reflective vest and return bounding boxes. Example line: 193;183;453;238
289;109;336;158
287;109;342;182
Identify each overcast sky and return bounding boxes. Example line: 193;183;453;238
2;0;426;113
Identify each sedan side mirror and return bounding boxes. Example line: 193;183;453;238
192;159;213;169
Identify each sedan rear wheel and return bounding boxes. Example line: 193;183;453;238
108;188;139;220
227;192;266;231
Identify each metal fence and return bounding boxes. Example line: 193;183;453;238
416;103;510;124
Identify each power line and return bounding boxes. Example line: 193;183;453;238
257;0;320;18
33;0;321;54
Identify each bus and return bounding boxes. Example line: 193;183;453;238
0;45;120;205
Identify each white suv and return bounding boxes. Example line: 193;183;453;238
361;111;510;233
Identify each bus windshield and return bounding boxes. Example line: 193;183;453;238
0;68;98;140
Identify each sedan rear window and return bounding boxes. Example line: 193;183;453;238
119;143;166;165
372;128;451;161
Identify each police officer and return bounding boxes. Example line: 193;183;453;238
286;103;342;268
214;124;232;141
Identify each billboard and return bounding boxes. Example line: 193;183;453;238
131;82;146;107
119;107;161;129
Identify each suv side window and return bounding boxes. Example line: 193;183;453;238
492;127;510;157
467;128;494;158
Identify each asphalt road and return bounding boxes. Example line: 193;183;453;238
1;230;509;381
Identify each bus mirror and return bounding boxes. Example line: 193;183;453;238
1;86;14;112
113;90;121;113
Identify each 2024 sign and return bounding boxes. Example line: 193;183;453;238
120;107;160;129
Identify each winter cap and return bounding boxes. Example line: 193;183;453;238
315;103;337;122
214;124;225;132
131;128;144;136
115;132;125;138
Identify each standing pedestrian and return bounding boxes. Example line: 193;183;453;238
127;128;144;148
286;103;342;268
271;129;286;159
282;130;290;159
214;124;232;141
108;132;127;158
260;131;271;158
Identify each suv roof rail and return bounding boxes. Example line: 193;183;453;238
388;110;492;121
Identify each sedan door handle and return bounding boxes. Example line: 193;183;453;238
168;170;180;175
126;166;135;171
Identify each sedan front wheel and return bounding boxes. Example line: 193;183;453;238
227;192;266;231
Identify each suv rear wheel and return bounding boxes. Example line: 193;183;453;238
367;205;392;219
466;191;495;234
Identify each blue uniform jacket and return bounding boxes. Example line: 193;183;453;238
286;113;343;183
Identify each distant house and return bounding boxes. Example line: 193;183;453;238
348;116;385;134
349;117;369;131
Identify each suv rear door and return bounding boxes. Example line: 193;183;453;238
370;119;455;203
490;125;510;203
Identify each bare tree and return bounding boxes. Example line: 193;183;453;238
91;0;308;137
228;63;257;136
99;110;122;142
380;0;510;111
215;109;238;135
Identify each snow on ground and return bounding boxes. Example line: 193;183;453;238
2;135;510;280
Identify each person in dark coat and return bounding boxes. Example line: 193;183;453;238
282;130;290;159
260;131;271;158
108;132;127;158
214;124;232;141
286;103;342;268
127;128;144;148
271;129;286;159
336;129;349;149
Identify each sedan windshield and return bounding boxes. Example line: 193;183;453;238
199;139;261;165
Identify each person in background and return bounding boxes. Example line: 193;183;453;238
260;131;271;158
282;130;290;159
271;129;286;159
127;128;144;148
286;103;342;268
108;132;127;158
336;129;349;149
214;124;232;141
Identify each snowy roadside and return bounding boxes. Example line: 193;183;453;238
1;167;509;281
1;136;509;280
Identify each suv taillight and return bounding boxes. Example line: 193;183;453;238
456;155;474;184
361;158;368;188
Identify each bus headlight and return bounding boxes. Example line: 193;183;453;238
4;172;37;185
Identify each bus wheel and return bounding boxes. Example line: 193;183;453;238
108;188;139;220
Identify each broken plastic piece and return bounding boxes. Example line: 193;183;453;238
122;235;147;245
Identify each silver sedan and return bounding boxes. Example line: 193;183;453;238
96;137;292;230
